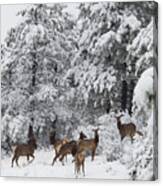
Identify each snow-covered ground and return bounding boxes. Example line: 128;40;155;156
1;149;130;179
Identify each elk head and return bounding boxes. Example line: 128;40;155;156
115;114;124;121
79;131;87;140
92;128;100;133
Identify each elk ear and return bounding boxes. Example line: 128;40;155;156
92;128;99;132
115;114;124;119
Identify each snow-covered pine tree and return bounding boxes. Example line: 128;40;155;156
125;1;157;113
126;67;157;180
122;2;157;178
1;4;77;152
66;1;157;165
65;2;147;121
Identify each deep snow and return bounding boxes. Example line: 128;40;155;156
1;149;130;179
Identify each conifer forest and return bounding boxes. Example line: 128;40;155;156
1;2;158;180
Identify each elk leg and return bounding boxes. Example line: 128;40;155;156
11;155;16;167
78;165;81;175
75;165;78;178
131;137;134;144
59;154;65;165
74;162;77;176
74;163;76;175
82;161;85;176
121;136;124;141
92;149;96;161
76;165;79;175
60;151;69;165
16;157;19;167
30;154;35;162
52;154;59;166
55;149;58;156
59;155;64;162
31;154;35;159
51;157;56;166
65;155;67;162
27;155;30;161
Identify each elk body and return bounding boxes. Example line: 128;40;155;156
74;151;85;177
11;139;37;167
115;115;143;142
77;128;99;161
52;131;87;166
53;137;69;156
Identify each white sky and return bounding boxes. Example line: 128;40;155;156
1;4;27;42
1;3;79;43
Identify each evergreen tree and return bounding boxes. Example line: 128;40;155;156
1;4;77;151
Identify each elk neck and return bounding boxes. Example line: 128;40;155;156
116;118;122;130
50;131;56;144
28;138;37;149
94;131;99;144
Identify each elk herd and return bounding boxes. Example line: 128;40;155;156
11;127;100;177
51;129;99;176
11;112;143;177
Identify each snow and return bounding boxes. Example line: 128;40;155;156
127;112;155;181
24;24;45;45
120;14;141;32
36;84;58;101
132;67;154;116
130;66;156;180
127;19;153;54
127;19;155;74
1;149;130;179
79;30;89;45
90;3;103;15
95;31;120;48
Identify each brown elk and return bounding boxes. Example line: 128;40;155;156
74;151;86;177
115;115;143;143
77;128;99;161
11;138;37;167
51;131;87;166
53;137;69;156
49;131;69;156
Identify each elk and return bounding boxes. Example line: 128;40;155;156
77;128;99;161
11;138;37;167
115;115;143;142
51;131;87;166
49;131;69;156
53;137;69;156
74;151;86;177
